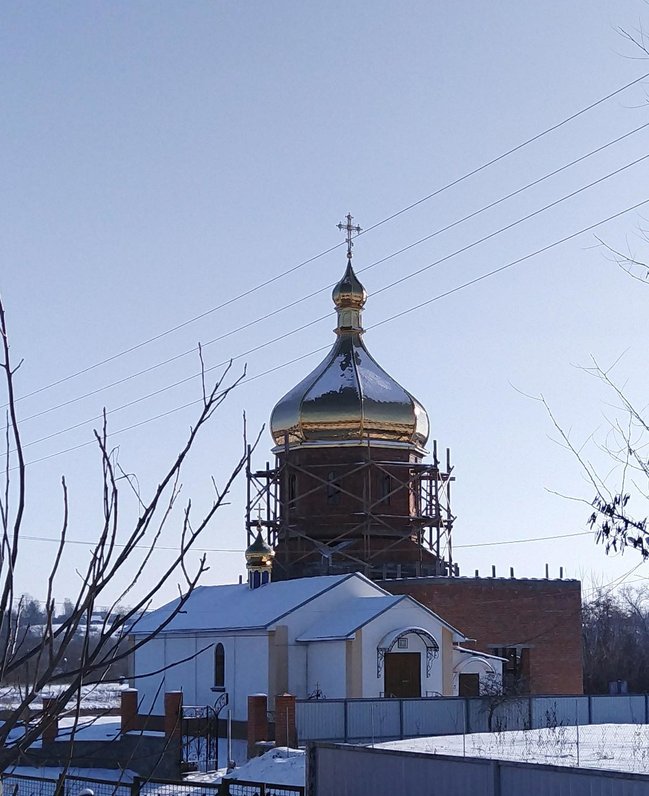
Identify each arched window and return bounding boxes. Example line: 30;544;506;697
214;643;225;690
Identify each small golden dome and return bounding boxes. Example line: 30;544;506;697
332;259;367;310
245;530;274;566
270;259;430;450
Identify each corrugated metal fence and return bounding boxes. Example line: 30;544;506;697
297;693;649;743
309;743;649;796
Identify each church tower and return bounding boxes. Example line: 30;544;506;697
245;215;455;581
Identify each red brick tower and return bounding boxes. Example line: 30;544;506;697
246;215;455;581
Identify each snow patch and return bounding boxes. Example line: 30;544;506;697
223;747;305;786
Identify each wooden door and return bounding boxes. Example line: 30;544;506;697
458;672;480;697
384;652;421;698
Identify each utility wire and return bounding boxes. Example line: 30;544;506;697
6;193;649;473
10;120;649;432
12;147;649;454
454;531;592;548
8;69;649;408
18;528;594;554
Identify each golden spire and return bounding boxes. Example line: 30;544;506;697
333;213;366;333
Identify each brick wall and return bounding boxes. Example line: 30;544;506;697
380;576;583;695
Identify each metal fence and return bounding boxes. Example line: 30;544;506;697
3;773;134;796
309;742;649;796
296;693;649;743
1;773;303;796
220;781;303;796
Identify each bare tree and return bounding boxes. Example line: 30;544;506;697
0;296;253;770
582;585;649;693
542;354;649;561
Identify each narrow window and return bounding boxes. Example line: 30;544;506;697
288;473;297;506
326;471;341;505
380;474;392;505
491;646;528;694
214;643;225;690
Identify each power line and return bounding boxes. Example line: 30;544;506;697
20;529;592;553
6;192;649;473
8;69;649;408
454;531;592;548
4;518;605;560
10;131;649;442
16;148;649;453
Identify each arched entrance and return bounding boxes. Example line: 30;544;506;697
377;627;440;698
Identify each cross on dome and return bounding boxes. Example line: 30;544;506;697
336;213;362;260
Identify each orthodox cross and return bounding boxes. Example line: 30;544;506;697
337;213;362;260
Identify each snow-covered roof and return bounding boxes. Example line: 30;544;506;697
296;595;402;641
130;573;372;634
296;594;466;642
454;645;507;661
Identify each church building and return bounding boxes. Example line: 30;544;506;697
130;565;502;722
131;215;581;715
245;214;583;696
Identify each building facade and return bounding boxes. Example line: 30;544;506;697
248;226;583;695
130;572;499;720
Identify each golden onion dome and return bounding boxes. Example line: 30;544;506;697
245;530;274;566
270;258;429;450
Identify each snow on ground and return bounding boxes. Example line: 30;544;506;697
0;683;125;712
3;747;305;792
223;747;305;787
379;723;649;774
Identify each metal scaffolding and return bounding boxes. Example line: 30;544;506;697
245;440;456;581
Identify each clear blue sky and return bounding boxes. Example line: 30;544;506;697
3;0;649;608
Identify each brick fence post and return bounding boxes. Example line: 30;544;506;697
121;688;139;735
247;694;268;759
41;696;59;743
275;693;296;748
164;691;183;742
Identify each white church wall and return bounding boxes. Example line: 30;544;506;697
132;631;269;722
133;636;166;714
277;575;385;700
133;634;199;714
359;601;447;697
306;641;347;700
230;633;269;720
164;635;198;704
287;638;308;699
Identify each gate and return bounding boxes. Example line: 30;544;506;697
182;693;228;772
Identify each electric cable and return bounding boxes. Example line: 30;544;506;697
8;69;649;407
10;124;649;434
6;192;649;473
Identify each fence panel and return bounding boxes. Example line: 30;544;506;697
2;773;134;796
401;697;465;737
65;775;133;796
590;695;647;725
221;780;303;796
530;696;589;729
141;778;220;796
295;700;344;741
346;699;400;741
310;743;649;796
3;774;60;796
